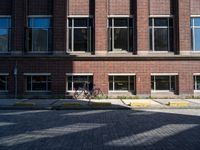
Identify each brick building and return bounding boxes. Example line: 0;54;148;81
0;0;200;98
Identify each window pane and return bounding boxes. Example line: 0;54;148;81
74;28;87;51
114;18;128;27
0;29;8;51
196;76;200;90
109;19;112;27
27;76;32;91
194;28;200;51
114;76;129;91
194;18;200;26
130;76;134;91
0;18;10;28
151;76;154;90
74;18;87;27
29;18;51;28
155;76;170;90
154;28;168;51
0;76;7;91
171;76;175;91
73;76;88;90
109;76;113;91
108;28;112;51
154;18;168;26
149;28;152;50
32;29;48;51
31;76;50;91
114;28;128;51
68;28;72;51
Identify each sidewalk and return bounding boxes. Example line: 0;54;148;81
0;98;200;110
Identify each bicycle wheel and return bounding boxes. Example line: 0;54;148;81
73;88;84;99
92;88;103;98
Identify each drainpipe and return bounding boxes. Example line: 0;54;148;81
14;63;18;99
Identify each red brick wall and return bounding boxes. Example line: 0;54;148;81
0;0;12;15
53;0;67;52
108;0;132;15
178;0;191;53
27;0;52;15
95;0;108;54
68;0;91;15
136;0;149;54
1;59;198;97
150;0;172;15
191;0;200;15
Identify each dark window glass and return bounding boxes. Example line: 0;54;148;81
31;29;49;51
0;29;9;51
0;76;7;91
149;29;152;50
154;28;168;51
154;18;168;26
130;76;134;91
114;28;128;51
74;28;88;51
114;76;129;91
74;18;87;27
155;76;170;90
151;76;154;90
149;18;153;26
114;18;128;27
196;76;200;90
72;76;93;91
109;76;113;91
27;76;51;91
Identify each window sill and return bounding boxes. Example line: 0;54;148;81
108;51;130;54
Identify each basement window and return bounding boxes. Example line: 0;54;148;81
26;75;51;92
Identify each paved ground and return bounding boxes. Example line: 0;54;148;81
0;109;200;150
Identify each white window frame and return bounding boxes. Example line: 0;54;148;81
149;17;173;52
0;73;9;92
191;17;200;52
108;17;133;52
151;74;177;92
193;74;200;92
0;16;11;53
67;17;93;53
27;16;52;53
66;73;93;92
25;74;51;92
108;74;135;92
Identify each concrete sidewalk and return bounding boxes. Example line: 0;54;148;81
0;98;200;110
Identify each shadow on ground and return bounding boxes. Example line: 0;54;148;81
0;109;199;150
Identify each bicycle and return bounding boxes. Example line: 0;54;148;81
73;82;103;99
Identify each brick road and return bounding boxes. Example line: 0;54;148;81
0;109;200;150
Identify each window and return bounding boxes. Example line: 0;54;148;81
67;75;93;91
149;18;173;51
194;76;200;91
191;18;200;51
27;17;52;52
0;17;11;52
109;75;135;92
26;75;51;92
108;18;133;52
68;18;93;52
151;75;176;91
0;75;8;92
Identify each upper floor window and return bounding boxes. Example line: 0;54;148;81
0;17;11;52
68;18;93;52
191;18;200;51
149;18;173;52
108;18;133;52
26;17;52;52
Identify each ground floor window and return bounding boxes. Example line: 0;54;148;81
194;76;200;91
26;75;51;92
67;75;93;91
109;75;135;92
151;75;176;91
0;75;8;92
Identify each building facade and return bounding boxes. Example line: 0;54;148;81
0;0;200;98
